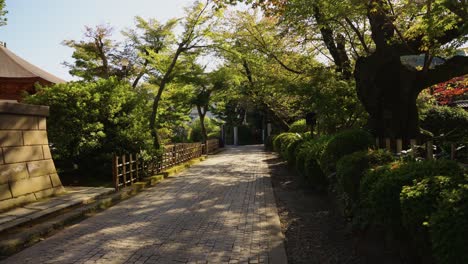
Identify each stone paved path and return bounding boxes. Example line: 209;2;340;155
1;145;287;264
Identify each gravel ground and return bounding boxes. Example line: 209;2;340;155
267;155;404;264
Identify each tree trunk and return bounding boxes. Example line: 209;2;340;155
354;50;420;139
149;47;183;149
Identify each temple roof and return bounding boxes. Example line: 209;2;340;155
0;45;65;84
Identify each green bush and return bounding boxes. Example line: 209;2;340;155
337;149;393;203
189;117;220;142
295;136;332;186
289;119;308;133
273;133;288;152
285;138;305;164
359;160;464;232
320;129;374;176
25;78;153;179
430;183;468;264
400;175;463;261
279;133;302;159
420;106;468;142
272;132;299;155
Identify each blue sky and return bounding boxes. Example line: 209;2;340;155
0;0;196;80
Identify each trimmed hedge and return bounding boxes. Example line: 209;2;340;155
430;182;468;264
359;160;464;232
421;106;468;142
400;175;463;261
320;129;374;177
289;119;308;133
336;149;394;203
295;136;332;186
285;138;305;164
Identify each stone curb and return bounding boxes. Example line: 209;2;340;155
0;154;213;259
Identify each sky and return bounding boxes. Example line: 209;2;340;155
0;0;197;81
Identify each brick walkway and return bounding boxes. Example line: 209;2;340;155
1;146;287;264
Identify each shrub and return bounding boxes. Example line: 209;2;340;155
279;133;302;159
289;119;308;133
25;78;153;179
273;133;289;152
320;129;374;176
295;136;332;186
285;138;305;164
189;117;220;142
430;183;468;264
420;106;468;143
359;160;464;232
272;132;299;155
336;149;393;203
400;175;464;261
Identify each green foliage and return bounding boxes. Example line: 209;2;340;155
336;149;394;203
295;136;332;186
24;78;153;177
359;160;464;232
430;183;468;264
189;117;220;142
320;129;374;176
273;133;291;152
274;133;302;159
420;105;468;143
289;119;308;133
285;137;304;164
400;175;464;260
63;25;122;80
0;0;7;27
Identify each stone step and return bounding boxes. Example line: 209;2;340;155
0;187;114;234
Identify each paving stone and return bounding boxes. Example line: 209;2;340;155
0;146;287;264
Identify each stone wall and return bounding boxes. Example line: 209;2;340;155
0;101;64;211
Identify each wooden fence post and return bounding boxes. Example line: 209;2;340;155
385;138;391;151
427;141;434;160
410;139;417;158
112;155;119;191
129;154;134;184
122;155;127;186
135;153;139;181
396;139;403;154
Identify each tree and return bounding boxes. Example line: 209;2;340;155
217;0;468;138
353;0;468;138
63;25;124;80
212;10;366;134
145;0;218;149
123;16;178;88
0;0;7;27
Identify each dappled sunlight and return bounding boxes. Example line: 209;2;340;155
2;146;285;264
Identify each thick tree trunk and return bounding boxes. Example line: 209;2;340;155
354;50;420;139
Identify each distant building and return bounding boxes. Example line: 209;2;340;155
0;42;65;101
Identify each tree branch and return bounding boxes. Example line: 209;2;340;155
419;56;468;90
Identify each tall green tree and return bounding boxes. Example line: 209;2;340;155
217;0;468;138
123;16;178;88
63;25;125;80
212;10;366;133
145;0;219;149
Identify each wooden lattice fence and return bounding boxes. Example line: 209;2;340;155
112;139;220;190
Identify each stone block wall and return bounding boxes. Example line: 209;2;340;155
0;101;64;211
